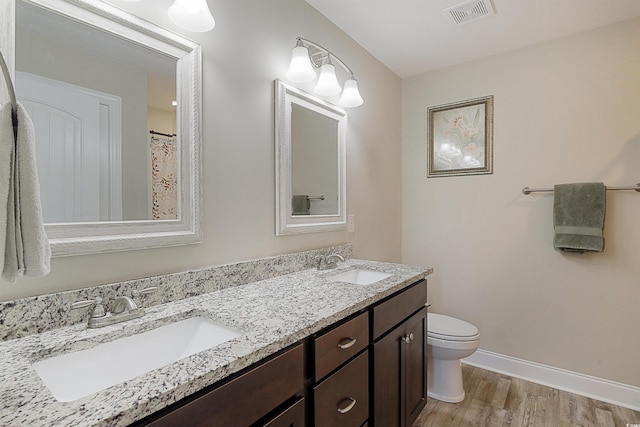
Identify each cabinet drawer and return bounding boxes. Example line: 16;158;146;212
262;397;305;427
372;279;427;340
314;350;369;427
315;311;368;380
143;344;303;427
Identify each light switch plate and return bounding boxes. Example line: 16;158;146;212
347;214;355;233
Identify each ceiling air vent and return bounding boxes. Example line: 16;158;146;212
446;0;495;25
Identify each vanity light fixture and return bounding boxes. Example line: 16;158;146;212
168;0;215;33
113;0;215;33
285;37;364;108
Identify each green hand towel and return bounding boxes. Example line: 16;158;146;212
553;182;606;253
292;194;310;215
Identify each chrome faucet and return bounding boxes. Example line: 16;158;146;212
112;295;141;314
71;287;157;329
316;253;345;270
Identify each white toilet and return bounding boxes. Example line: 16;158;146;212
427;313;480;403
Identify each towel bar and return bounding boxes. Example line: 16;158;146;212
522;183;640;195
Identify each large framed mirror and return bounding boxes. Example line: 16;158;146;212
275;80;346;235
3;0;202;256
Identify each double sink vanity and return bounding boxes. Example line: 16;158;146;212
0;249;432;426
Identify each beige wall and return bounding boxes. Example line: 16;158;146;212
0;0;402;300
402;18;640;387
148;106;176;136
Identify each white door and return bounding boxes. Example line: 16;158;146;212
16;72;122;222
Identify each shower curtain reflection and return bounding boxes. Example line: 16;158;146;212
150;130;178;220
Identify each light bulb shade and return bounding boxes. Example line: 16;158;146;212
168;0;215;32
339;78;364;107
285;46;316;82
314;63;341;96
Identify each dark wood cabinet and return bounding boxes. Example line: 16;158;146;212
371;280;428;427
131;279;428;427
136;344;304;427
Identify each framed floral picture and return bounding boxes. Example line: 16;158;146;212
427;96;493;177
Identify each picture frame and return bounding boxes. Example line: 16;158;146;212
427;95;493;177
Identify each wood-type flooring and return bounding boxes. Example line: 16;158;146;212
413;363;640;427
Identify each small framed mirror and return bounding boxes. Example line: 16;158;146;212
6;0;202;256
275;80;346;235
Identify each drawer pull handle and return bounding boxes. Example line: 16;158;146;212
337;337;357;350
337;397;357;414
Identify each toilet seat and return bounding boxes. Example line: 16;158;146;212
428;313;479;342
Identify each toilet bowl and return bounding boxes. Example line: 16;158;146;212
427;313;479;403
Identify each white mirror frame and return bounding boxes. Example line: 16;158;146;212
3;0;202;256
275;80;347;235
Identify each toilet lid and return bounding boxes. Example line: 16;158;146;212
428;313;479;340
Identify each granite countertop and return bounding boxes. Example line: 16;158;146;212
0;259;432;426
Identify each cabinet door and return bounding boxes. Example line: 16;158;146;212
372;308;427;427
404;308;427;427
373;321;405;427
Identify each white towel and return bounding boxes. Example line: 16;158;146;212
0;104;12;280
1;102;51;283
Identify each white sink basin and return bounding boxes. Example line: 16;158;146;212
32;317;242;402
329;269;392;285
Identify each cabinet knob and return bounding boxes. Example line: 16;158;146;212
402;333;414;344
337;337;357;350
336;397;357;414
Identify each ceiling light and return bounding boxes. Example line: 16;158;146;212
285;37;364;107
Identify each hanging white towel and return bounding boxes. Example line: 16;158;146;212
0;103;12;280
1;102;50;283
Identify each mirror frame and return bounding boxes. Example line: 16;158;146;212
275;80;347;235
4;0;202;256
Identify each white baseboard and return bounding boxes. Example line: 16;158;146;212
463;349;640;412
